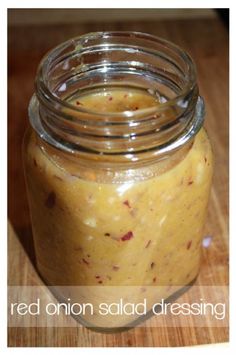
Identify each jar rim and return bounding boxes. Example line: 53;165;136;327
30;31;204;164
36;31;197;119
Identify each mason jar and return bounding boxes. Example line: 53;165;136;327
23;31;213;329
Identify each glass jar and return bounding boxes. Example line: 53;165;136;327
23;31;213;329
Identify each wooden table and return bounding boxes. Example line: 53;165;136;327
8;17;229;347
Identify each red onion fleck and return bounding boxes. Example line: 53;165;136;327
121;231;134;241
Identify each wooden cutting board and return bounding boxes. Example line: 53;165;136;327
8;16;229;347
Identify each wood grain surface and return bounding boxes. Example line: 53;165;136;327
8;16;229;347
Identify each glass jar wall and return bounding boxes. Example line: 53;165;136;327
23;32;213;329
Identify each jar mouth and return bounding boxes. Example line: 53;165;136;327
30;31;203;164
36;31;197;119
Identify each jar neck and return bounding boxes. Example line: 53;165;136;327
29;31;204;166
